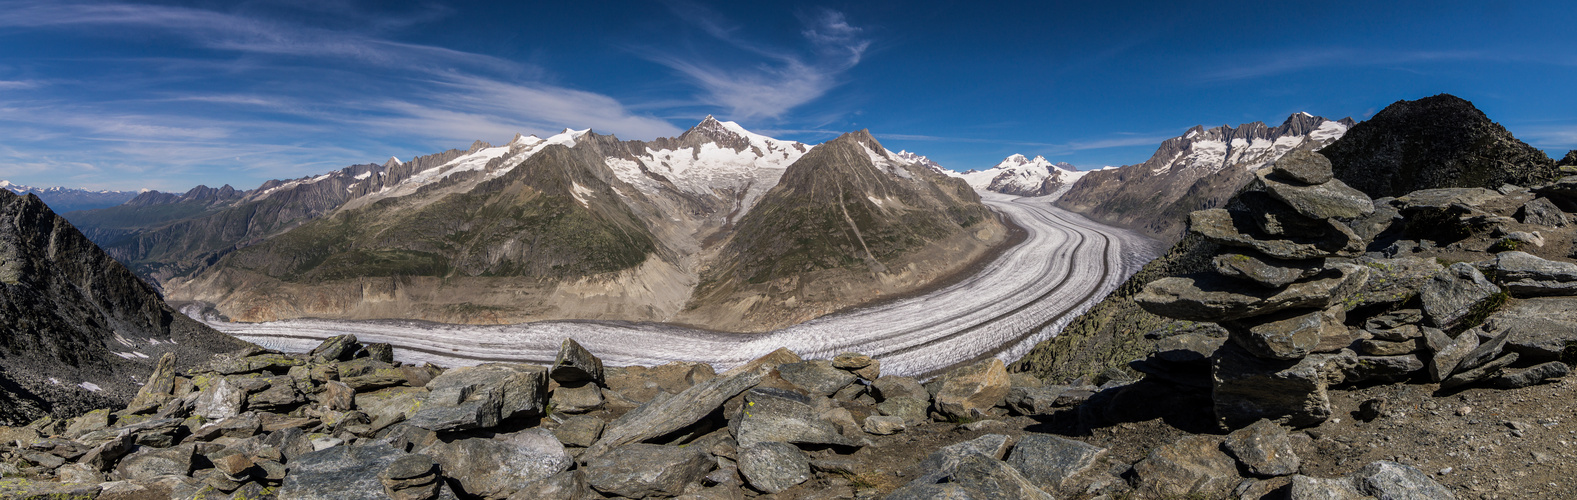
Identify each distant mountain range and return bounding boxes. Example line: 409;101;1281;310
955;154;1089;197
0;181;142;213
1056;112;1354;241
74;117;1006;332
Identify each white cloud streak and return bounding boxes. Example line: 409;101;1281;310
1197;48;1503;82
0;1;681;190
647;5;871;120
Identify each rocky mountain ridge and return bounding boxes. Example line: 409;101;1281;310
87;119;1006;332
1056;112;1354;241
0;190;249;427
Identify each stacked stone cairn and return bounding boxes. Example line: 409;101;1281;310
1134;149;1572;430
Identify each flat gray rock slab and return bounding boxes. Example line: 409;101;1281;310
1005;434;1108;490
734;387;854;448
584;443;714;499
418;429;571;498
1485;297;1577;363
587;365;767;459
1478;251;1577;296
738;441;811;494
777;360;857;397
278;443;404;500
1420;263;1500;331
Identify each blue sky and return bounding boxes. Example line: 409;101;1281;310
1;0;1575;192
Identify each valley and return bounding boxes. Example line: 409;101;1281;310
189;192;1162;378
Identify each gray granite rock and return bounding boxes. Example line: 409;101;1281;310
734;387;853;448
1189;209;1364;260
1227;308;1345;360
1490;361;1571;389
278;443;405;500
934;359;1012;421
1352;460;1456;500
1268;149;1335;185
1212;343;1355;428
1424;327;1480;382
551;338;604;385
1004;434;1107;491
1137;264;1369;322
1517;197;1568;227
1441;352;1520;390
777;360;857;397
871;376;928;402
587;364;767;459
553;414;605;448
1252;168;1375;220
1132;435;1240;498
1214;252;1325;288
876;396;930;425
583;443;714;498
1478;251;1577;296
419;429;571;498
1222;418;1300;477
1345;355;1425;384
738;441;810;493
1420;263;1501;330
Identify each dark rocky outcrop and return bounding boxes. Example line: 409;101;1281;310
0;190;248;426
1323;94;1559;198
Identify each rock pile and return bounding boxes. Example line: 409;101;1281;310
0;334;1139;499
1132;150;1574;431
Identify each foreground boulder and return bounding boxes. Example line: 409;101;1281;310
583;444;715;498
933;359;1012;420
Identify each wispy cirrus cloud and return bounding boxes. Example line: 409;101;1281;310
1197;47;1503;82
875;132;1176;153
644;4;871;120
0;1;681;190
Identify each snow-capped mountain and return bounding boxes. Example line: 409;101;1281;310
604;116;811;223
956;154;1085;197
890;150;948;174
1057;112;1355;240
1;180;142;213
